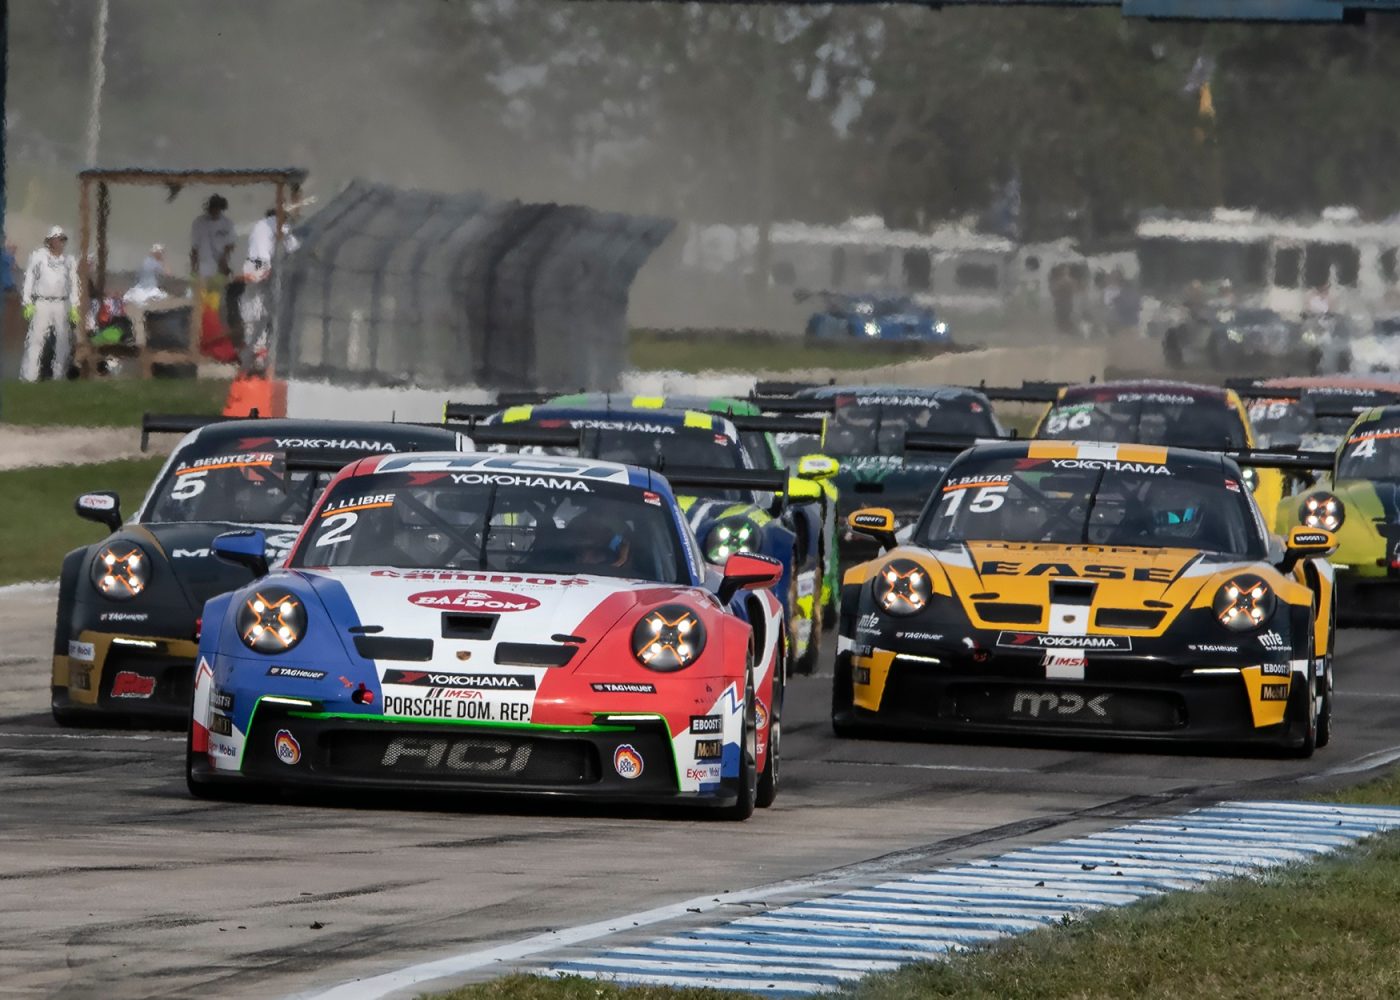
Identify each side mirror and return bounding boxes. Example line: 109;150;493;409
75;491;122;533
786;476;821;502
214;529;269;578
797;454;840;481
718;551;784;604
847;507;898;552
1279;526;1336;574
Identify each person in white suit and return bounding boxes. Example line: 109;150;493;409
20;225;80;382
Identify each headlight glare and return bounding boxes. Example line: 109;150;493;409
1212;575;1276;632
631;604;707;671
236;588;308;653
1300;492;1344;531
90;544;149;600
872;558;932;617
1241;466;1259;494
704;517;760;563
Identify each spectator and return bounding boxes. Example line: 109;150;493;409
19;225;80;382
239;209;300;370
125;243;167;304
190;194;235;281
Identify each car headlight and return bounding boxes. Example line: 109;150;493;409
705;517;761;563
90;544;149;600
934;321;949;336
872;558;932;616
1241;466;1260;494
863;321;879;337
1212;575;1276;632
236;588;308;653
1300;492;1344;531
632;605;707;671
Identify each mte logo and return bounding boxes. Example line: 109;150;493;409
1011;690;1112;720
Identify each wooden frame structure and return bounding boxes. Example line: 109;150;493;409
75;166;308;377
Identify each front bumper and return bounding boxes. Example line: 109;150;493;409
54;631;199;726
189;703;742;807
838;645;1304;746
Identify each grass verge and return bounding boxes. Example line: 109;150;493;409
0;377;228;427
425;774;1400;1000
0;456;165;585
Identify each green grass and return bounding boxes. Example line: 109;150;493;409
0;377;228;427
0;456;165;585
629;330;954;374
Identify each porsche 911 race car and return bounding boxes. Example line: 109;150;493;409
834;440;1337;755
754;383;1005;565
471;400;827;673
51;415;468;727
188;452;787;818
1027;379;1286;526
1228;377;1400;452
1275;405;1400;626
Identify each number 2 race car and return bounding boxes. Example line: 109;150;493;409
52;414;467;726
834;440;1337;755
189;452;787;819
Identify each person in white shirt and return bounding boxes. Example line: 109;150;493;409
20;225;80;382
189;194;235;280
239;209;300;367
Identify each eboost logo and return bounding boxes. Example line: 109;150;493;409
613;744;644;780
274;729;302;765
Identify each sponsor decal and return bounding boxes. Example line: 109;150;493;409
450;472;593;492
175;452;276;475
209;714;234;736
379;453;625;479
383;693;530;722
68;640;95;662
267;666;327;680
211;689;235;712
850;394;941;408
1261;662;1292;676
172;547;211;558
686;764;722;782
321;493;396;516
853;665;872;685
643;491;663;506
755;701;769;730
408;589;542;612
274;437;398;452
592;681;656;694
1260;683;1291;702
1012;690;1112;719
1049;458;1170;475
372;569;589;586
1190;643;1239;653
998;632;1132;651
856;613;881;635
210;739;237;758
274;730;302;765
383;670;536;690
981;561;1172;582
690;714;723;735
1291;531;1331;547
694;739;723;760
100;611;149;623
111;671;156;699
78;493;116;511
852;513;889;528
379;735;533;773
1258;630;1288;652
1041;651;1087;670
943;475;1011;492
1225;479;1242;493
613;744;644;780
68;665;92;691
897;631;943;641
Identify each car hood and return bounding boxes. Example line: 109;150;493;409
122;521;304;609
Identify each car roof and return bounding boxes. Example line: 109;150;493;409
499;401;742;438
187;418;462;451
1255;376;1400;394
344;450;655;487
1057;379;1232;403
799;384;990;403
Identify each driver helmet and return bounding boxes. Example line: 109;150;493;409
570;516;631;571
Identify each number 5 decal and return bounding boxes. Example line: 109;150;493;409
315;511;357;546
171;472;207;501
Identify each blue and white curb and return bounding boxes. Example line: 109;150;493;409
545;800;1400;995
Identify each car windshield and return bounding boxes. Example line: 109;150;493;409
1338;426;1400;480
1247;397;1313;448
145;445;333;526
917;452;1265;558
776;395;995;461
1039;393;1247;448
292;472;686;583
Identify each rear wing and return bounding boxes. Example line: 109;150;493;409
960;380;1067;404
281;450;361;476
752;379;835;397
727;414;826;436
748;394;838;414
140;412;247;451
903;432;1008;456
465;425;585;451
442;401;503;425
1223;448;1335;474
1224;379;1303;400
654;466;790;501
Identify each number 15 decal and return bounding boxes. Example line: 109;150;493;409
943;485;1008;516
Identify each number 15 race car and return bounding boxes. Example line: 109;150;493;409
834;440;1337;755
188;452;787;818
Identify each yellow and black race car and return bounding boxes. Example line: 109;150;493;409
833;440;1337;755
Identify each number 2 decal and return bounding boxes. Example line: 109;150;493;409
315;511;357;546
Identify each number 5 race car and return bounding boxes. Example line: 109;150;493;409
834;440;1337;755
188;452;787;819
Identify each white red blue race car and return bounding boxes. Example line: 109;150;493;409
188;452;788;818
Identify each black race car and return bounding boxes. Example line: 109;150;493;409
51;415;469;727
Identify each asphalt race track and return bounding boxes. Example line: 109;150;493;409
4;583;1400;1000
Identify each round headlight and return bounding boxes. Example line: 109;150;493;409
863;321;880;337
1241;466;1260;494
872;558;932;617
1300;492;1344;531
704;517;761;564
236;588;308;653
90;544;149;600
1212;575;1276;632
632;605;708;672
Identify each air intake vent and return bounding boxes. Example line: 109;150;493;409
1051;580;1096;606
974;602;1042;625
353;636;434;661
442;613;498;640
494;643;578;668
1095;608;1166;630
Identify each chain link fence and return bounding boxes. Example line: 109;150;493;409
274;179;674;390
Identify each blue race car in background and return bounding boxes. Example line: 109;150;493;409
803;292;951;344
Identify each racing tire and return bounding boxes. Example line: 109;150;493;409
1282;632;1319;759
757;645;784;809
721;668;758;821
794;583;823;676
1315;653;1334;750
